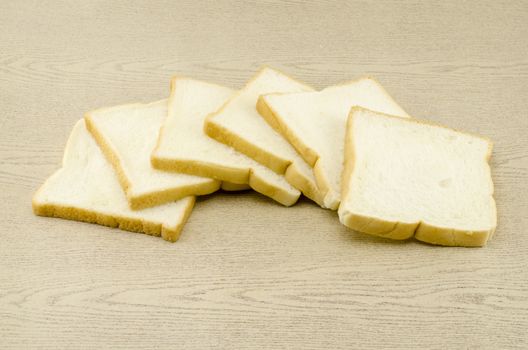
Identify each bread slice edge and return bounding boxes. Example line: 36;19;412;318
33;195;195;242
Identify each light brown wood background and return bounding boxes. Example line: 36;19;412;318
1;0;527;349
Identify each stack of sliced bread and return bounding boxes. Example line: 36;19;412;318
33;67;496;246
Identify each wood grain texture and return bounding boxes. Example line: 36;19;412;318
1;0;527;349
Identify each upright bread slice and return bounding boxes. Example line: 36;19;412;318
151;78;300;207
84;100;220;210
339;107;496;247
258;77;410;209
204;67;326;207
32;120;195;242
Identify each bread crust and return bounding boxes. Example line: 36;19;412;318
258;76;411;210
84;101;220;210
204;67;326;207
256;95;319;166
257;92;338;209
151;77;301;207
32;121;196;242
33;196;195;242
338;106;496;247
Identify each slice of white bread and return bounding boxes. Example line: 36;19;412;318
84;100;221;210
258;77;410;209
339;107;496;247
204;67;326;207
32;120;195;242
151;78;301;206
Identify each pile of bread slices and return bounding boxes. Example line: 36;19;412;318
33;67;497;247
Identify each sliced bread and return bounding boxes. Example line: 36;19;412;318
84;100;221;210
151;78;301;207
32;120;195;242
258;77;410;209
339;107;496;247
204;67;326;207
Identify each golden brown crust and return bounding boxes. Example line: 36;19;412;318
247;169;299;207
414;222;493;247
257;98;333;207
151;77;246;183
204;67;326;207
339;106;496;247
150;80;177;168
258;76;414;209
85;104;220;210
150;76;301;207
205;117;324;206
152;149;300;206
32;170;195;243
339;108;357;210
152;156;300;206
257;75;413;168
32;198;195;242
127;182;217;210
339;211;417;240
257;95;319;167
32;119;196;242
312;160;337;209
204;114;290;174
151;156;249;184
84;114;133;195
255;95;282;132
284;163;325;207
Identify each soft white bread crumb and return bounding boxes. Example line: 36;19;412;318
338;107;496;247
151;78;300;207
85;100;220;210
259;78;410;209
32;120;195;242
204;67;326;207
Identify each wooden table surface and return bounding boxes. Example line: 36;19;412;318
1;1;527;349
